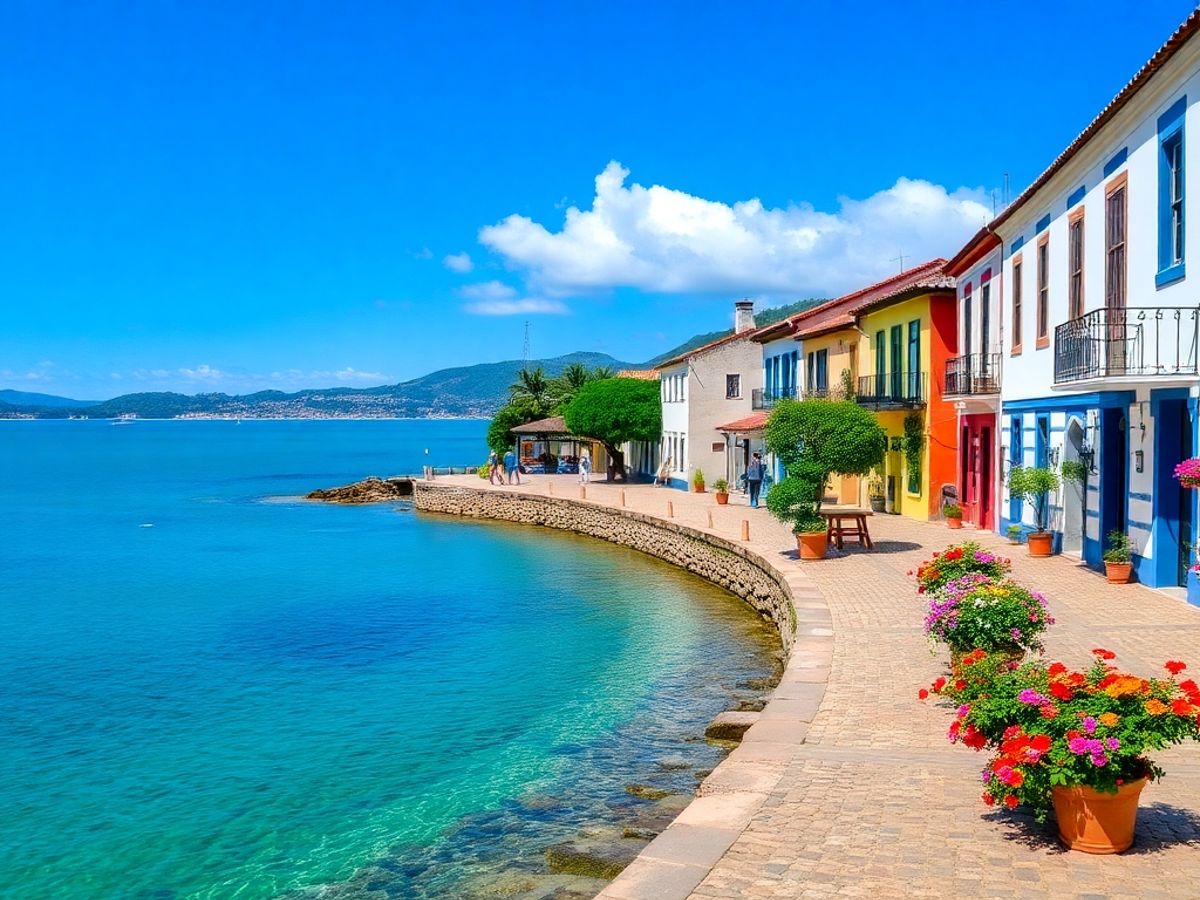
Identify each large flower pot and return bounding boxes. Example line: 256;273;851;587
1052;778;1147;854
693;484;706;494
795;531;828;560
869;496;886;513
715;492;729;505
1027;532;1053;557
1105;561;1133;584
947;516;963;530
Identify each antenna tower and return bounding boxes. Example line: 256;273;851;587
522;321;531;366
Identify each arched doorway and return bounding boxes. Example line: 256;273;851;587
1062;419;1085;556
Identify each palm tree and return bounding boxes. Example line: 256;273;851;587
508;367;552;417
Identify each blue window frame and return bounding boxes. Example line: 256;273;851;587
779;353;790;398
1010;417;1024;522
765;357;774;399
790;350;798;394
1158;96;1187;286
1035;415;1049;468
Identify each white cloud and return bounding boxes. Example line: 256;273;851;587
479;161;991;297
178;364;224;381
458;280;568;316
443;251;474;273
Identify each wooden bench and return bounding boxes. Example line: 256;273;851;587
820;508;874;550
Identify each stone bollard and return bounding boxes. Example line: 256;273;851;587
579;486;587;500
619;489;626;507
667;500;674;518
741;520;750;541
707;510;713;528
548;482;553;496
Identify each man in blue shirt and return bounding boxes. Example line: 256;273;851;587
503;449;521;485
746;452;765;508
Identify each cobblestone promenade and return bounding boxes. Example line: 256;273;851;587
436;474;1200;899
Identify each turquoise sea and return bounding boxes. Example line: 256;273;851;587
0;420;778;898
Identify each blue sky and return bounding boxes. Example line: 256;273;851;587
2;0;1195;398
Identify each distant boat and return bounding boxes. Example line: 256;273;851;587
111;414;137;426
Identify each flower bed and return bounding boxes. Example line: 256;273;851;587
911;542;1011;595
1174;457;1200;489
923;575;1053;656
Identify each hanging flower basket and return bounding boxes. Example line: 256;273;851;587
1174;457;1200;488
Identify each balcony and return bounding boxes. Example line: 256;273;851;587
945;353;1001;396
1053;306;1200;385
856;373;927;408
751;385;798;410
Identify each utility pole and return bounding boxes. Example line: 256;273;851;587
522;321;530;367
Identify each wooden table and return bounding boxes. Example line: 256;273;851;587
820;508;874;550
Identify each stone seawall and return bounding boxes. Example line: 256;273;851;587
412;482;797;649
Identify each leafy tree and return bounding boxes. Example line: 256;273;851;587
508;367;553;417
487;401;539;456
1007;466;1061;533
764;399;886;533
550;363;613;412
563;378;661;481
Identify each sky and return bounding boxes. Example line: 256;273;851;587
2;0;1196;399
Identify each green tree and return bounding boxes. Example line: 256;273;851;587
1007;466;1061;533
764;399;886;533
487;401;539;456
563;377;661;481
508;367;553;417
550;363;613;412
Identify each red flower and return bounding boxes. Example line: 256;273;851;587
1179;678;1199;695
1004;795;1019;809
1166;660;1188;676
932;677;947;693
981;792;995;806
1093;648;1116;660
1030;734;1051;753
955;679;967;691
1048;662;1067;676
1049;682;1073;701
1171;698;1193;716
918;689;929;700
963;725;987;750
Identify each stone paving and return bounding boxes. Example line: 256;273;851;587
432;473;1200;899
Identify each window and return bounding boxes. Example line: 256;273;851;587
764;357;774;400
1069;212;1084;319
1106;175;1127;308
790;350;799;395
874;330;885;388
1012;255;1024;353
815;349;828;393
890;325;903;398
980;271;992;361
1036;235;1050;347
1158;95;1186;285
725;374;741;399
907;320;920;399
1009;416;1024;521
806;352;814;394
1035;416;1050;468
962;283;973;361
779;353;790;396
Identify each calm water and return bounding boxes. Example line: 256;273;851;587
0;421;778;899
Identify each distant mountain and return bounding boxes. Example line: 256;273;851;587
644;297;826;365
2;352;638;420
0;389;100;408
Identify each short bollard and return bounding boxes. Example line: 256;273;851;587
707;510;713;528
619;489;626;507
741;520;750;541
579;486;586;500
548;482;553;496
667;500;674;518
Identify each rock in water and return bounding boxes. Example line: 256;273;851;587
306;477;413;503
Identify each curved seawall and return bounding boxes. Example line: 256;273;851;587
412;481;833;899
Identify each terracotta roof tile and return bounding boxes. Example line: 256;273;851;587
716;411;770;432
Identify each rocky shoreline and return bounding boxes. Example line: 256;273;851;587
305;476;414;503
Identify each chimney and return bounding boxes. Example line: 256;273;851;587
734;299;755;334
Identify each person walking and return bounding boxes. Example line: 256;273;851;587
655;455;672;487
487;449;502;485
503;448;521;485
746;452;765;508
578;448;591;484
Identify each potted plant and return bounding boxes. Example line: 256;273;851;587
1174;457;1200;488
867;474;885;513
944;502;963;529
911;541;1011;596
764;399;887;561
922;573;1052;667
1103;531;1133;584
713;478;729;505
1007;523;1023;544
765;469;827;559
938;651;1200;853
1007;466;1061;557
692;468;706;493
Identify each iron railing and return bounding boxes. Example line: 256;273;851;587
944;352;1001;395
856;372;927;407
1053;306;1200;384
751;385;798;409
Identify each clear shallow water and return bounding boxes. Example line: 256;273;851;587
0;421;778;898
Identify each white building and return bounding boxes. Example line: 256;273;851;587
991;9;1200;589
656;300;763;490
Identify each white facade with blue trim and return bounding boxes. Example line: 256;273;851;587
993;17;1200;590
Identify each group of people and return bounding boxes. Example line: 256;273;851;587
654;451;765;508
486;449;522;485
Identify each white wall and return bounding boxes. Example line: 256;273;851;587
955;248;1004;360
659;362;688;475
685;337;763;483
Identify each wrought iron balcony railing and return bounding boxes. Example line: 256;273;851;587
856;373;927;408
751;385;798;409
1053;306;1200;384
944;352;1001;396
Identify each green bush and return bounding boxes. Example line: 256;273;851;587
1103;530;1131;564
1007;466;1060;533
713;478;729;492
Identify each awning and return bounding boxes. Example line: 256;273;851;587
716;411;769;433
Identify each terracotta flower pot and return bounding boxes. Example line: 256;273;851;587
1027;531;1053;557
947;516;963;530
795;531;828;560
693;484;706;493
715;491;729;505
1052;778;1147;854
1105;561;1133;584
